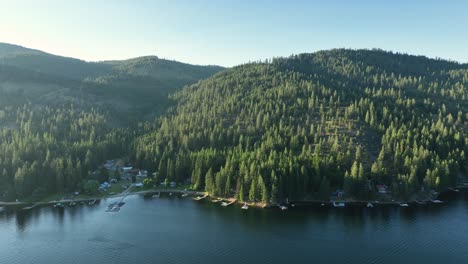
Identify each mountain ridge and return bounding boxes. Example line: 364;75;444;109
0;44;466;202
134;49;467;202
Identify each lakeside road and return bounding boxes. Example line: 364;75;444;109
0;188;206;207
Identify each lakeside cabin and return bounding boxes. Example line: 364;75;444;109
99;182;111;191
137;170;148;178
122;167;133;178
376;185;388;194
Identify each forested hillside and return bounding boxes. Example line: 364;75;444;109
1;46;467;203
0;43;223;201
134;49;468;203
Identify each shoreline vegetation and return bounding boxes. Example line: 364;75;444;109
2;185;464;209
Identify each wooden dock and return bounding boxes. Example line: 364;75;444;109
221;200;236;207
105;184;133;212
193;194;208;201
22;204;39;210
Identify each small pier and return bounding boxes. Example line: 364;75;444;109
22;204;40;210
105;184;133;212
332;201;345;208
221;200;236;207
278;205;288;210
193;194;208;201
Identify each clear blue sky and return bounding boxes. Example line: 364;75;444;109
0;0;466;66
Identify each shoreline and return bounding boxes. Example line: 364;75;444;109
0;189;205;207
1;186;464;208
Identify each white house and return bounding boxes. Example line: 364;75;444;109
137;170;148;177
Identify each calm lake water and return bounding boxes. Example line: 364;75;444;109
1;191;468;264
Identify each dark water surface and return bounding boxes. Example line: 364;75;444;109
1;191;468;264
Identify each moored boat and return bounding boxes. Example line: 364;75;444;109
53;202;64;208
332;201;345;208
366;202;374;208
211;198;223;203
193;194;208;201
431;199;444;204
105;206;120;212
241;203;248;210
221;200;236;207
399;203;409;207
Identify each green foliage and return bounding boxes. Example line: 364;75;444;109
83;180;100;194
134;49;467;202
0;103;130;199
97;168;110;183
0;43;222;200
143;178;154;188
1;47;466;203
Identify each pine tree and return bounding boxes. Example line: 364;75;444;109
205;168;215;195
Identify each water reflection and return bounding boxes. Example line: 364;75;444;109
2;190;467;232
0;190;467;264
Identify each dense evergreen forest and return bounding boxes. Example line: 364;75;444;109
0;43;223;201
0;44;467;203
134;49;468;203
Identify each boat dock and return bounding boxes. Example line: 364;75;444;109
211;198;223;203
221;200;236;207
193;194;208;201
105;184;133;212
332;201;345;208
448;187;460;192
22;204;40;210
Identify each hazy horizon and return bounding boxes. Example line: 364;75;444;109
1;0;467;67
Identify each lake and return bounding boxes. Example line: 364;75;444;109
1;191;468;264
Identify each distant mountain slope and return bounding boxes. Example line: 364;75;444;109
0;42;223;81
0;43;112;80
135;49;467;203
104;56;223;80
0;42;225;122
0;43;45;57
